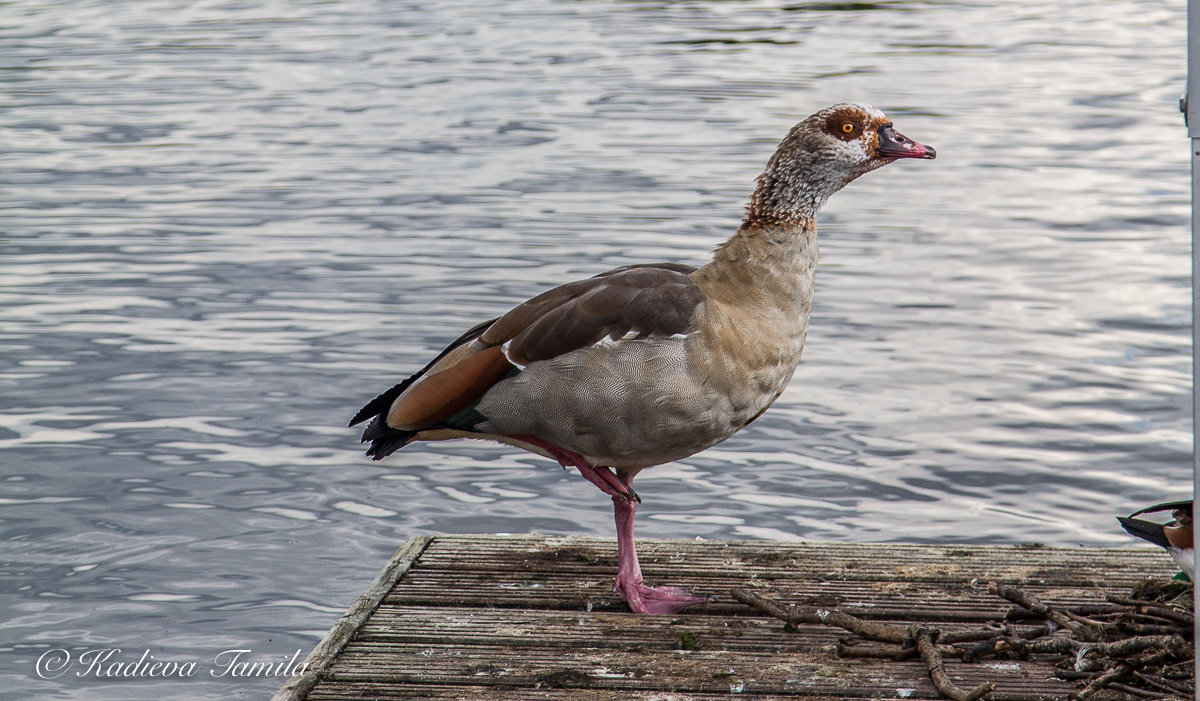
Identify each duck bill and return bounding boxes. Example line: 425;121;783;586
1118;516;1171;549
876;123;935;160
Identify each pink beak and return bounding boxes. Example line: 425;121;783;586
877;122;935;160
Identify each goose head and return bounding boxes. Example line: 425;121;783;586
747;103;935;228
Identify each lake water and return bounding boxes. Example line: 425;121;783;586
1;0;1192;698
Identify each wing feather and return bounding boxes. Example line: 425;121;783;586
352;262;702;458
349;317;496;427
387;344;514;430
504;264;702;365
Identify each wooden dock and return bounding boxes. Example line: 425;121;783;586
273;534;1178;700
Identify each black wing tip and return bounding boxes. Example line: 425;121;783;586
348;317;500;429
364;436;415;461
359;416;417;461
349;379;413;428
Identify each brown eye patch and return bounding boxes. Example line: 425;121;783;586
824;111;862;141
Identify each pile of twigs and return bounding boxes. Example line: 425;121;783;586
731;579;1193;700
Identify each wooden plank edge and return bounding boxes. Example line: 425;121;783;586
272;535;434;701
418;534;1164;553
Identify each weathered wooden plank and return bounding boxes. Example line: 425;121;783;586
360;606;845;651
360;606;807;650
386;536;1175;618
356;605;1046;652
385;570;1164;620
384;571;1142;614
288;535;1181;700
273;536;433;701
306;683;837;700
413;535;1173;586
321;641;1073;698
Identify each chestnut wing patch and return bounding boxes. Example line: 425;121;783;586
349;317;496;428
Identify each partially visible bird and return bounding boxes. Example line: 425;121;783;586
351;103;935;614
1118;500;1194;578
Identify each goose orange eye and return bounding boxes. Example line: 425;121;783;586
841;123;855;134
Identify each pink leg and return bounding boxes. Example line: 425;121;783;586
611;472;712;615
515;435;638;503
512;436;708;613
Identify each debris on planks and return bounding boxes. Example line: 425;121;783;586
733;577;1194;700
275;535;1188;701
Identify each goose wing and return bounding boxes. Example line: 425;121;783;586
351;263;702;457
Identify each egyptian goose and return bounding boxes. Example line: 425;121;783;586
351;103;935;614
1119;500;1194;578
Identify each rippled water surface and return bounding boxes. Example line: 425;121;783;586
1;0;1192;698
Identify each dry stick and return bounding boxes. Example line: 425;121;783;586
735;587;1191;699
1132;669;1194;696
941;626;1010;645
958;635;1033;662
731;588;1017;651
1074;662;1133;700
1012;623;1056;640
969;632;1183;657
960;631;1188;674
730;588;909;644
1069;603;1129;616
837;641;912;660
1074;645;1194;700
1130;645;1194;671
1034;633;1184;657
1122;614;1190;629
733;589;998;700
987;582;1104;641
950;623;1056;662
1105;680;1170;699
1105;594;1196;627
1062;609;1118;634
911;626;996;701
1122;623;1186;636
838;640;967;661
